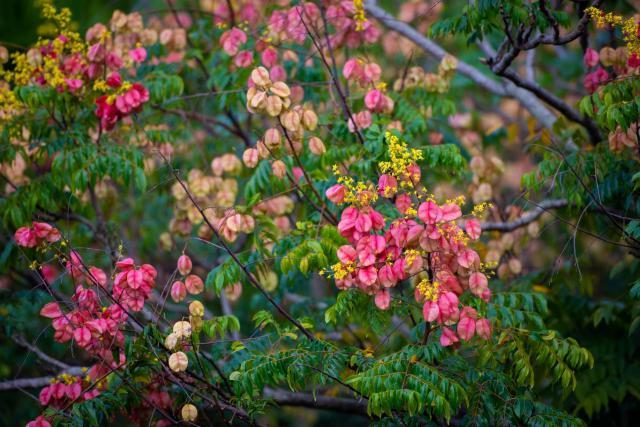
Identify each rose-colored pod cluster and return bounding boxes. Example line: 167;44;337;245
112;257;157;311
14;222;61;247
220;27;254;68
325;134;492;346
171;254;206;302
36;253;157;420
266;3;321;45
37;366;108;411
325;2;380;48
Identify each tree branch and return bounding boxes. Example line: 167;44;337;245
481;199;568;232
364;0;559;130
0;368;85;391
263;388;368;416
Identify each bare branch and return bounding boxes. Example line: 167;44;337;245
481;199;568;232
12;335;72;371
0;368;85;391
264;388;368;416
363;0;559;130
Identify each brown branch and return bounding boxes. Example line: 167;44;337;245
0;368;85;391
263;388;368;416
12;335;72;371
481;199;568;232
495;68;602;142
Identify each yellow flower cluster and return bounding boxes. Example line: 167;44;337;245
471;201;492;217
42;1;72;31
417;278;440;301
0;84;22;122
353;0;367;31
324;260;355;280
586;7;640;55
332;164;379;206
378;131;423;182
50;372;78;385
3;1;85;88
449;226;468;245
445;195;466;206
404;249;422;266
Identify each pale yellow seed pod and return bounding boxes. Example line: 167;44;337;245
181;404;198;421
271;160;286;179
599;46;616;67
242;148;259;168
249;90;267;111
264;128;281;149
265;95;283;117
164;332;178;350
190;315;203;332
241;215;255;233
527;221;540;238
508;258;522;275
270;81;291;98
308;136;326;155
256;140;270;159
251;66;271;87
302;109;318;131
189;300;205;317
281;110;301;132
173;320;192;338
168;351;189;372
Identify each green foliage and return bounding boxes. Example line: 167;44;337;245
496;329;593;391
280;225;345;276
230;339;348;395
347;344;464;420
324;289;392;335
203;315;241;338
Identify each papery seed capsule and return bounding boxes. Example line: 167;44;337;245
170;280;187;302
225;282;243;302
256;140;270;159
185;274;204;295
241;215;255;233
226;213;243;233
264;128;281;149
250;66;271;87
260;270;278;292
265;95;283;117
281;110;301;132
302;109;318;131
270;81;291;98
177;254;192;276
271;160;286;179
173;320;192;338
242;148;259;168
164;332;178;350
189;300;205;317
189;315;203;332
249;90;267;110
181;403;198;421
308;136;326;155
169;351;189;372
